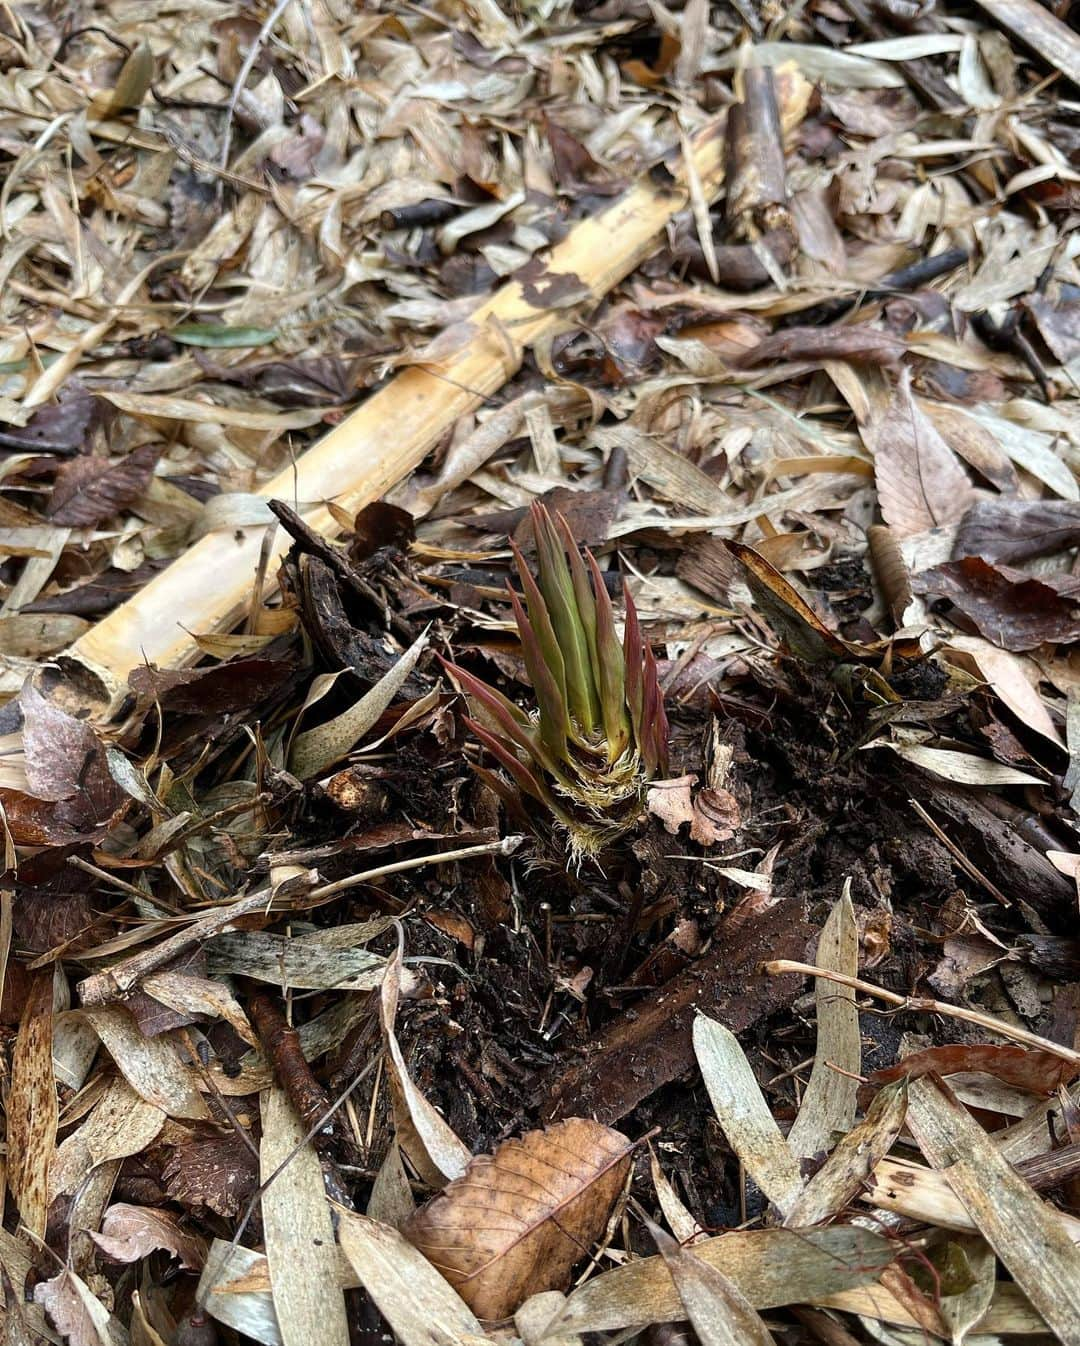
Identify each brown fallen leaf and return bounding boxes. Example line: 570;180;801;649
7;972;57;1239
913;556;1080;651
34;1268;125;1346
161;1130;259;1218
954;498;1080;565
91;1203;207;1270
871;369;974;536
1024;292;1080;363
403;1118;633;1319
869;1043;1079;1096
47;444;160;526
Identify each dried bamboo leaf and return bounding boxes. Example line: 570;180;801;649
381;945;471;1185
874;743;1045;787
260;1084;349;1346
403;1118;632;1319
546;1226;896;1334
7;972;57;1238
650;1151;706;1243
788;885;861;1161
906;1074;1080;1341
649;1221;776;1346
337;1209;485;1346
288;626;430;779
871;370;974;537
49;1076;165;1201
367;1139;417;1230
141;970;257;1046
81;1007;209;1120
207;927;387;992
785;1080;908;1227
198;1242;283;1346
692;1014;803;1215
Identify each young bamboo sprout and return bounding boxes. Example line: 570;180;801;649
442;504;669;862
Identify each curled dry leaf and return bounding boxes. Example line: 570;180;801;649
34;1268;126;1346
91;1203;207;1270
403;1117;633;1319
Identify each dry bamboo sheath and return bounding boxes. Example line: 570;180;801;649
64;87;802;695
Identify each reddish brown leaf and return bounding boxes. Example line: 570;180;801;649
403;1118;632;1319
869;1043;1079;1096
545;117;622;197
161;1131;259;1218
913;557;1080;651
1024;293;1080;363
872;371;974;536
47;443;159;526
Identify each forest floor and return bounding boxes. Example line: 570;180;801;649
3;0;1080;1343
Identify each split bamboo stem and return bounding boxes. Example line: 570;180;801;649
64;75;808;696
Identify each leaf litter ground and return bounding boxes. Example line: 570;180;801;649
3;0;1080;1343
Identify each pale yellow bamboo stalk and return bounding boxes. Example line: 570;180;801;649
65;76;808;696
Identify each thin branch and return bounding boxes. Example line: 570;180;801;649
764;960;1080;1066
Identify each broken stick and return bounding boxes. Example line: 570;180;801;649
62;71;809;698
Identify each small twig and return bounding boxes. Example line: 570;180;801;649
908;799;1010;906
218;0;295;172
764;960;1080;1066
306;834;523;903
77;838;521;1006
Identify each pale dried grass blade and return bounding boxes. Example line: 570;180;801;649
260;1084;349;1346
692;1013;803;1215
906;1074;1080;1341
337;1209;485;1346
787;884;860;1160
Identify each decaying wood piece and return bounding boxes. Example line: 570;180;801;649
540;894;813;1124
722;67;796;278
63;77;808;699
971;0;1080;88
